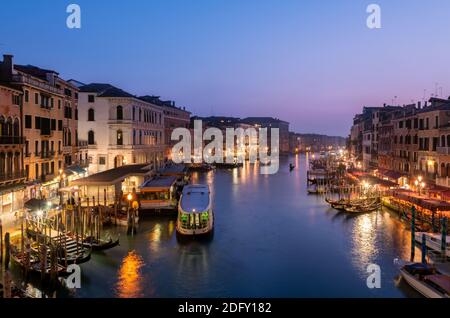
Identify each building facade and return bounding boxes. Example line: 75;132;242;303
139;96;190;159
78;83;166;174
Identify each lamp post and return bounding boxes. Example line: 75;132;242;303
414;176;425;196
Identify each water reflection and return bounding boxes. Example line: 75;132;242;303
116;251;145;298
350;213;379;272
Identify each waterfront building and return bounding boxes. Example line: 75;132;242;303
241;117;290;154
0;83;26;215
292;133;346;153
350;97;450;190
77;83;165;174
0;55;79;201
138;96;190;159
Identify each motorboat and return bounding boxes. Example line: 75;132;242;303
400;263;450;298
176;184;214;237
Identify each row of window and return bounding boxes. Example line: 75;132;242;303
87;105;161;124
87;129;162;146
397;116;439;130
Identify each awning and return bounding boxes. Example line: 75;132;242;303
378;169;404;180
66;165;87;175
24;198;56;211
0;183;26;195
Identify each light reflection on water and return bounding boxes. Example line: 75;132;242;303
116;251;145;298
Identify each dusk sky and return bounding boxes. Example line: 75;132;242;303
1;0;450;136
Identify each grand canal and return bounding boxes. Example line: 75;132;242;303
16;155;423;298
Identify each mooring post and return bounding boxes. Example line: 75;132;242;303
421;233;427;264
411;206;416;262
0;218;3;267
442;217;447;263
4;232;10;271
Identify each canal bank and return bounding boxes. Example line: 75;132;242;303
10;155;424;297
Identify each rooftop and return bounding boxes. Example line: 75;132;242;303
79;83;134;98
14;64;58;80
71;164;151;186
140;175;178;190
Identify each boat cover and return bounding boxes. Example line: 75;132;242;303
424;275;450;294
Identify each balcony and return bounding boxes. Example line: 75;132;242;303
0;170;27;183
437;147;450;155
0;136;25;145
12;74;63;95
436;177;450;188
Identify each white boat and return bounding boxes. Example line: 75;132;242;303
415;232;450;258
176;184;214;237
400;263;450;298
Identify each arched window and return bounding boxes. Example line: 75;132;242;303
6;117;12;137
117;105;123;120
13;118;19;137
88;130;95;145
0;116;5;136
68;129;72;146
117;129;123;145
441;163;446;178
88;108;95;121
447;136;450;149
139;108;142;121
442;135;446;148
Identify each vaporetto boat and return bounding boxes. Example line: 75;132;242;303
176;184;214;237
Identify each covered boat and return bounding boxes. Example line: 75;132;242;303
176;184;214;237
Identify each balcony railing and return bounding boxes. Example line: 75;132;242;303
0;170;27;183
437;147;450;155
0;136;25;145
12;74;63;95
436;177;450;188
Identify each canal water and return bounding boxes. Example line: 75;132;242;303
17;155;424;297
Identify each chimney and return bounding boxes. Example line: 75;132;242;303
424;101;428;108
46;72;57;86
383;103;386;107
0;54;14;81
417;101;421;109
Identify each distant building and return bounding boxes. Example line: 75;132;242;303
292;133;346;153
77;83;165;174
241;117;290;154
139;96;190;159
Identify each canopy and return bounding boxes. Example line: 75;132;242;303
24;198;56;211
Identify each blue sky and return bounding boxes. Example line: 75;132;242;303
2;0;450;136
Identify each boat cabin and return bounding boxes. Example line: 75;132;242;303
178;185;211;230
139;175;178;210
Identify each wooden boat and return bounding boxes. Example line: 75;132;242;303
344;199;380;214
82;236;120;251
10;247;69;278
325;198;348;210
400;263;450;298
214;162;243;169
